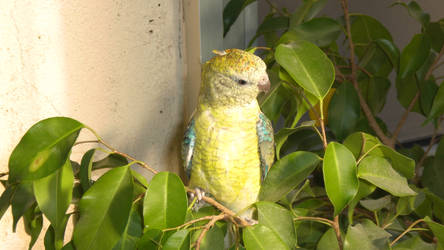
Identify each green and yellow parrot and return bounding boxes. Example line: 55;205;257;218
182;49;274;221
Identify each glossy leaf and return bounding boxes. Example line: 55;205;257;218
163;229;190;250
392;235;435;250
359;195;391;211
275;41;335;99
375;39;400;70
359;77;391;114
79;149;96;193
396;191;426;216
73;166;133;250
256;202;296;248
425;81;444;124
193;226;224;250
426;21;444;52
317;228;340;250
296;221;328;249
399;34;431;78
282;17;342;47
358;156;416;197
112;205;143;250
424;216;444;247
348;180;376;223
395;75;422;113
274;122;317;159
359;44;394;77
11;182;35;232
34;159;73;247
392;1;430;26
323;142;359;216
419;79;438;116
290;0;327;27
137;229;162;249
259;151;320;202
351;14;393;57
92;153;128;170
44;226;56;250
23;204;43;250
422;138;444;199
143;172;187;229
223;0;256;37
9;117;83;181
344;219;391;250
0;185;16;221
243;224;289;250
328;82;360;140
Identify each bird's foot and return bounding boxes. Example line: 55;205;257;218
188;187;207;212
240;216;258;226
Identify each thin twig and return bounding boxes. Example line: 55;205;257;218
340;0;391;147
264;0;287;16
390;45;444;147
195;213;227;250
415;120;442;182
74;140;99;146
333;215;343;250
337;65;373;78
390;219;425;247
163;215;217;232
294;216;334;225
185;187;251;227
0;172;8;178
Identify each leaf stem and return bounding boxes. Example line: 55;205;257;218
294;216;334;226
333;215;343;250
194;213;227;250
390;219;425;247
319;100;328;149
163;215;218;232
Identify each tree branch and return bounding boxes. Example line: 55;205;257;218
339;0;391;146
390;219;424;247
389;45;444;147
195;213;227;250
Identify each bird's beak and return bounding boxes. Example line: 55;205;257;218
258;74;271;93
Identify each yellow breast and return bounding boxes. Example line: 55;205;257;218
189;101;261;213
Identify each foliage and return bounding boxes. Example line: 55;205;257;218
2;0;444;249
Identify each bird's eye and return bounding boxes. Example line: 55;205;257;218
238;79;247;85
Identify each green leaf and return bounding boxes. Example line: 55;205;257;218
359;77;391;114
343;132;415;178
137;229;162;249
73;165;134;250
243;224;289;250
112;205;143;250
358;44;394;77
419;79;438;116
44;226;56;250
11;182;35;232
399;34;431;78
23;204;43;250
395;75;422;113
260;83;288;123
316;228;340;250
256;201;296;248
0;185;16;221
274;122;317;159
328;82;361;140
282;17;342;48
8;117;83;181
424;216;444;247
392;1;430;27
396;191;426;216
143;172;187;229
79;149;96;193
249;15;289;46
422;138;444;199
344;219;391;250
223;0;256;37
92;153;128;170
358;156;416;197
259;151;320;202
425;21;444;52
375;39;400;70
34;159;73;230
163;229;190;250
275;41;335;99
425;81;444;124
323;142;359;216
351;14;393;57
359;195;391;211
348;180;376;223
193;226;225;250
296;221;328;249
392;235;435;250
290;0;328;27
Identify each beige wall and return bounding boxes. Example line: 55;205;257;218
0;0;194;248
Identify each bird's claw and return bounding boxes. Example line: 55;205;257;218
241;216;258;226
189;187;206;201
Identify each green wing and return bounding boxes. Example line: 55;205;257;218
181;116;196;179
257;112;275;181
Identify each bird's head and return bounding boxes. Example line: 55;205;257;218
200;49;270;107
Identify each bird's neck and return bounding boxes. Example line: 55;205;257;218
198;99;260;121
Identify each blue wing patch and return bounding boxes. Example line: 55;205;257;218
182;117;196;179
257;112;275;181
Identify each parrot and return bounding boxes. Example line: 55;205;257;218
181;48;275;222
